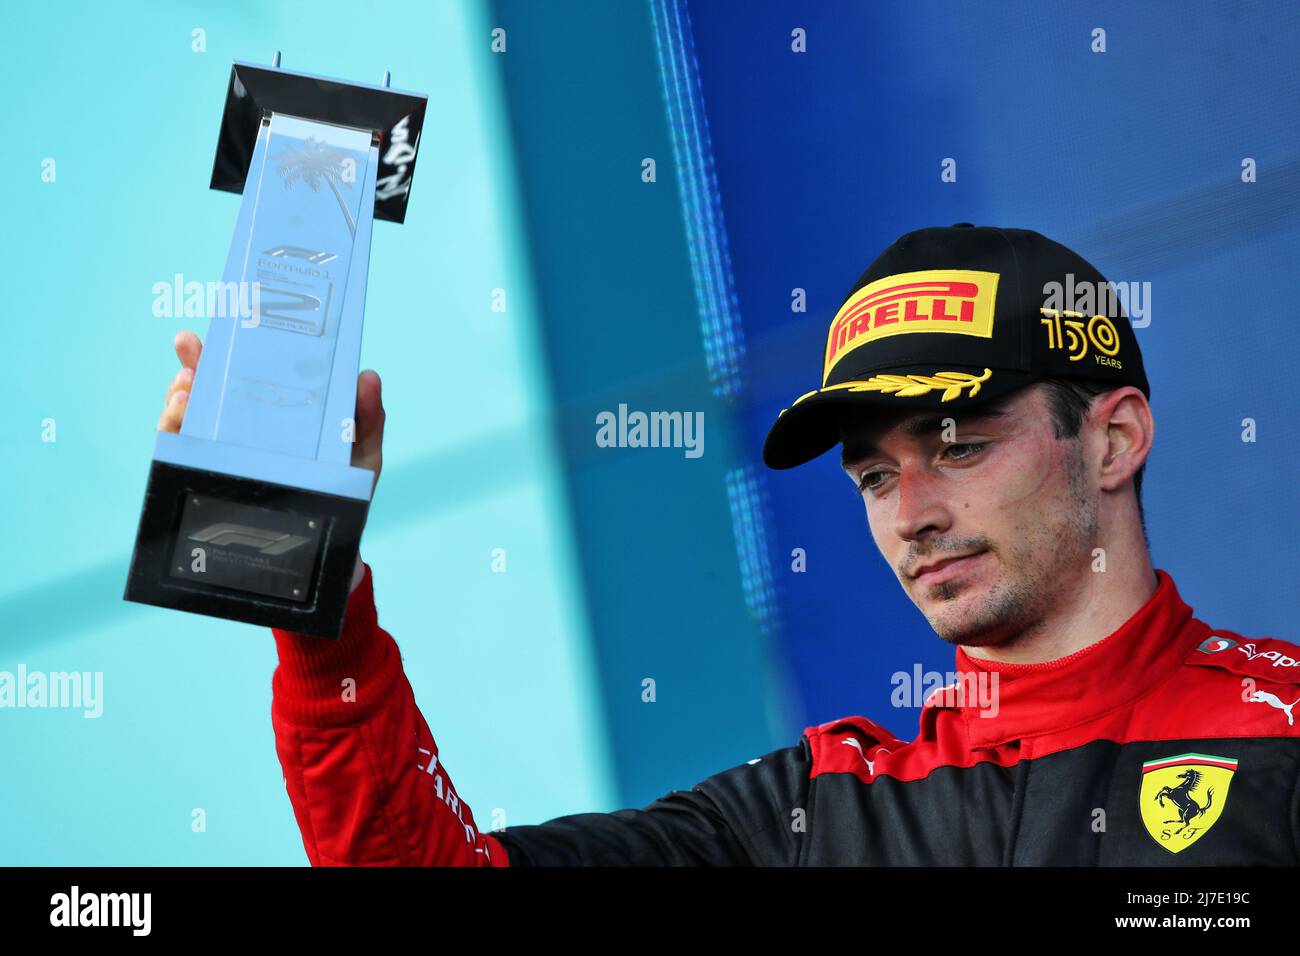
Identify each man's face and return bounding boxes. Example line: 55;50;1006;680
840;384;1099;648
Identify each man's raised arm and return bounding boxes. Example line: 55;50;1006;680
158;331;807;867
270;562;506;866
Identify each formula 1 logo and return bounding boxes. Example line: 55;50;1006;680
187;523;311;556
1139;753;1237;854
254;245;337;337
823;269;999;382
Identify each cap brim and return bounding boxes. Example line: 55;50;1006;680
762;365;1037;470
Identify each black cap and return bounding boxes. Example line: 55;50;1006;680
762;225;1150;469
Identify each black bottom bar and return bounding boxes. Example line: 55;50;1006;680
0;865;1282;941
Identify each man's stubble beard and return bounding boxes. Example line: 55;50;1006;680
922;439;1099;648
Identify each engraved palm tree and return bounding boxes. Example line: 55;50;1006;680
273;137;356;239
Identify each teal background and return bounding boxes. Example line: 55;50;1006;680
0;0;620;864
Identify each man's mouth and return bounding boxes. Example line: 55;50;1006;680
910;551;987;586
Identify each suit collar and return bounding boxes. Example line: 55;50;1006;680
927;569;1202;748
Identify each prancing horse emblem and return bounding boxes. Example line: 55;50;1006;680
1139;754;1237;854
1154;769;1214;832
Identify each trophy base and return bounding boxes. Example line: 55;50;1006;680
124;459;369;639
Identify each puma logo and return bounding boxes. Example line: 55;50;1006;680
1247;690;1300;726
842;738;890;775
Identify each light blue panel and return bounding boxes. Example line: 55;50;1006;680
0;0;613;863
152;431;375;500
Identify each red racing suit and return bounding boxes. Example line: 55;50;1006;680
270;565;1300;865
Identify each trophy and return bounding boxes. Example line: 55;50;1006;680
124;56;426;638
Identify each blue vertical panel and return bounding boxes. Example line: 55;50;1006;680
490;0;788;806
686;0;1300;737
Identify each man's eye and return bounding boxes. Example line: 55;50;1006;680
854;442;988;495
856;470;887;494
943;441;988;461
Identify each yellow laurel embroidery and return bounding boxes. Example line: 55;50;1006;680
797;368;992;404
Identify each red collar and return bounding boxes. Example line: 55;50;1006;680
932;569;1202;748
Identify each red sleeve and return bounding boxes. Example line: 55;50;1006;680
270;563;509;867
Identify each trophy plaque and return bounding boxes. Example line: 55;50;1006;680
124;59;426;638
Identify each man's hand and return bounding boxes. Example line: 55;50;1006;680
158;330;386;593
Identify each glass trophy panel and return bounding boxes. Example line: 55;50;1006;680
206;114;374;461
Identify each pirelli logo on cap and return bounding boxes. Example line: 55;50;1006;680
823;269;1000;383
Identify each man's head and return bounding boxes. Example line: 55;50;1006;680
763;224;1158;648
837;378;1153;648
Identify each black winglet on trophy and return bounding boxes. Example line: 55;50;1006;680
124;56;427;638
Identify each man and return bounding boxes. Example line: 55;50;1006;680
159;225;1300;865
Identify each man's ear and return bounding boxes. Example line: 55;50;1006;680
1093;387;1154;491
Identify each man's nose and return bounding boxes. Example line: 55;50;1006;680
892;464;952;542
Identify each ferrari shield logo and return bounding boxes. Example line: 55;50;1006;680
1140;754;1237;854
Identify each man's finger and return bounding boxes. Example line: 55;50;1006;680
174;330;202;370
157;388;189;433
163;366;194;408
353;369;384;474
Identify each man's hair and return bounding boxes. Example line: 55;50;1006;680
1036;377;1147;540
